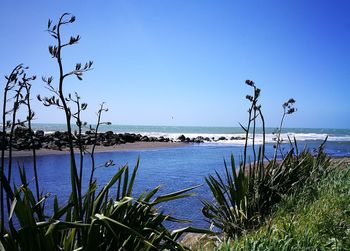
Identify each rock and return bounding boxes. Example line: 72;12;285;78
35;130;45;137
47;141;59;150
149;137;158;142
180;233;217;250
230;136;245;140
218;136;227;141
193;136;204;143
135;134;142;141
104;131;114;138
124;133;136;143
53;131;62;137
103;141;111;147
141;136;149;142
178;135;186;142
14;127;32;139
31;139;42;149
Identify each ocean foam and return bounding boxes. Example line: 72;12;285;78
137;132;350;145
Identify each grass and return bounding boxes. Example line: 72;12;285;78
204;160;350;250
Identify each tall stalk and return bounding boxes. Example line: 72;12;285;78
70;93;87;193
88;103;109;187
252;103;257;168
7;84;24;205
257;107;266;163
56;14;81;217
21;75;40;202
38;13;93;232
241;89;254;171
241;80;261;171
272;98;296;166
0;64;23;234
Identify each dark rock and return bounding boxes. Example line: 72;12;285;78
103;141;111;147
53;131;62;137
230;136;245;140
14;127;32;139
149;137;158;142
124;133;136;143
35;130;45;137
178;135;186;142
218;136;227;141
105;131;114;138
47;141;59;150
193;136;204;143
135;134;142;141
31;139;42;149
141;136;149;142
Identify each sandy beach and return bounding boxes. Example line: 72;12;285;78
5;141;187;158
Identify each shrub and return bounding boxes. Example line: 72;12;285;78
202;80;330;238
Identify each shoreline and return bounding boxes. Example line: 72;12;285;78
4;142;187;158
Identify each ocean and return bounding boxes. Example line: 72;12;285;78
6;124;350;228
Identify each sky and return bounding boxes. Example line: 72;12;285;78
0;0;350;129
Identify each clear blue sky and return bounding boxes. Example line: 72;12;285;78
1;1;350;128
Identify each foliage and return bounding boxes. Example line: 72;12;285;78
0;13;210;250
1;161;207;250
225;161;350;250
202;80;331;238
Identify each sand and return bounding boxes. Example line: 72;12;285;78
4;142;187;158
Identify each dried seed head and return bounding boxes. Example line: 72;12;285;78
246;95;254;102
245;80;255;86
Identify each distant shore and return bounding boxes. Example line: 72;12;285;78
5;141;187;158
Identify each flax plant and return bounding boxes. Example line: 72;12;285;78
37;13;93;224
0;13;211;250
69;92;88;193
0;64;25;234
202;80;330;238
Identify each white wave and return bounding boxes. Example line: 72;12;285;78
35;128;350;145
136;132;350;145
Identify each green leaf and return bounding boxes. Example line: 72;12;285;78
93;165;127;213
8;197;17;221
94;214;156;249
151;185;201;205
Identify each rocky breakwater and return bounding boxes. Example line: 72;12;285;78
176;134;245;143
0;127;246;152
0;127;177;151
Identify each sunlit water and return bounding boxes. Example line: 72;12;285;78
6;139;350;229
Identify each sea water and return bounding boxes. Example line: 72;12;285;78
6;124;350;228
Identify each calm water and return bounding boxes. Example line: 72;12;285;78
6;128;350;228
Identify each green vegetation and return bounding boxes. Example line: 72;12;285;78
184;160;349;250
0;13;348;251
0;14;209;250
209;160;350;250
202;80;330;238
185;80;347;250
